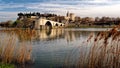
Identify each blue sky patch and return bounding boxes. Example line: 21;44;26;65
0;0;120;21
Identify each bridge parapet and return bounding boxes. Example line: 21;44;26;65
35;18;65;29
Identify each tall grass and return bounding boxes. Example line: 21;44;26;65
0;29;33;65
77;26;120;68
0;28;36;41
0;63;14;68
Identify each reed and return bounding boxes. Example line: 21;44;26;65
77;26;120;68
0;29;33;65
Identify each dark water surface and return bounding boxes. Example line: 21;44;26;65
0;28;110;68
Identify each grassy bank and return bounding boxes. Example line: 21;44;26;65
66;24;116;28
0;63;14;68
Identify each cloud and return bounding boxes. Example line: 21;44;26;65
0;12;18;22
23;0;120;16
0;3;24;10
1;0;118;11
1;0;120;21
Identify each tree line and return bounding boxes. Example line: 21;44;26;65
1;12;120;28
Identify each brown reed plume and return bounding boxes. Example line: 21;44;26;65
77;25;120;68
0;29;33;65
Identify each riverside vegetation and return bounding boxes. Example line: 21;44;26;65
0;29;34;68
0;26;120;68
1;12;120;28
77;25;120;68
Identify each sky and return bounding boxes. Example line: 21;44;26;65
0;0;120;22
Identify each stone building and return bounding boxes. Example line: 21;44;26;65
66;11;75;21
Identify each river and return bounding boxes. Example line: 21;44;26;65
0;28;110;68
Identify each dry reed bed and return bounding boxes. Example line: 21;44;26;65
0;28;36;41
0;29;33;65
77;26;120;68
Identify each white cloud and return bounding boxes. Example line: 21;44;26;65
23;0;120;17
92;0;108;3
0;3;24;10
0;12;18;22
1;0;120;21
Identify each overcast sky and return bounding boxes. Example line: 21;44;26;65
0;0;120;22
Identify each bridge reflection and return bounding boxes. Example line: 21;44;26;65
33;29;97;42
0;28;98;42
34;29;64;41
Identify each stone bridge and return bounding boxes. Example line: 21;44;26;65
34;18;65;29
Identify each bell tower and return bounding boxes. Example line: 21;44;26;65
66;11;70;17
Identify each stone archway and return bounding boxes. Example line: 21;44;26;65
55;23;58;26
30;21;35;29
45;21;52;29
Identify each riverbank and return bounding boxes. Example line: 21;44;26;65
0;63;14;68
65;24;116;28
0;24;118;30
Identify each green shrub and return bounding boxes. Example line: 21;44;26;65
0;63;14;68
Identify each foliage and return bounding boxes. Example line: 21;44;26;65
0;20;13;27
0;63;14;68
12;20;23;27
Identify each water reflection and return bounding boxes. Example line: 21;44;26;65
0;28;99;42
0;28;109;68
64;30;96;42
34;29;98;42
34;29;64;41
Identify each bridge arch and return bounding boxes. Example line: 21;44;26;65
35;18;65;29
45;21;52;29
30;21;36;29
55;23;58;26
